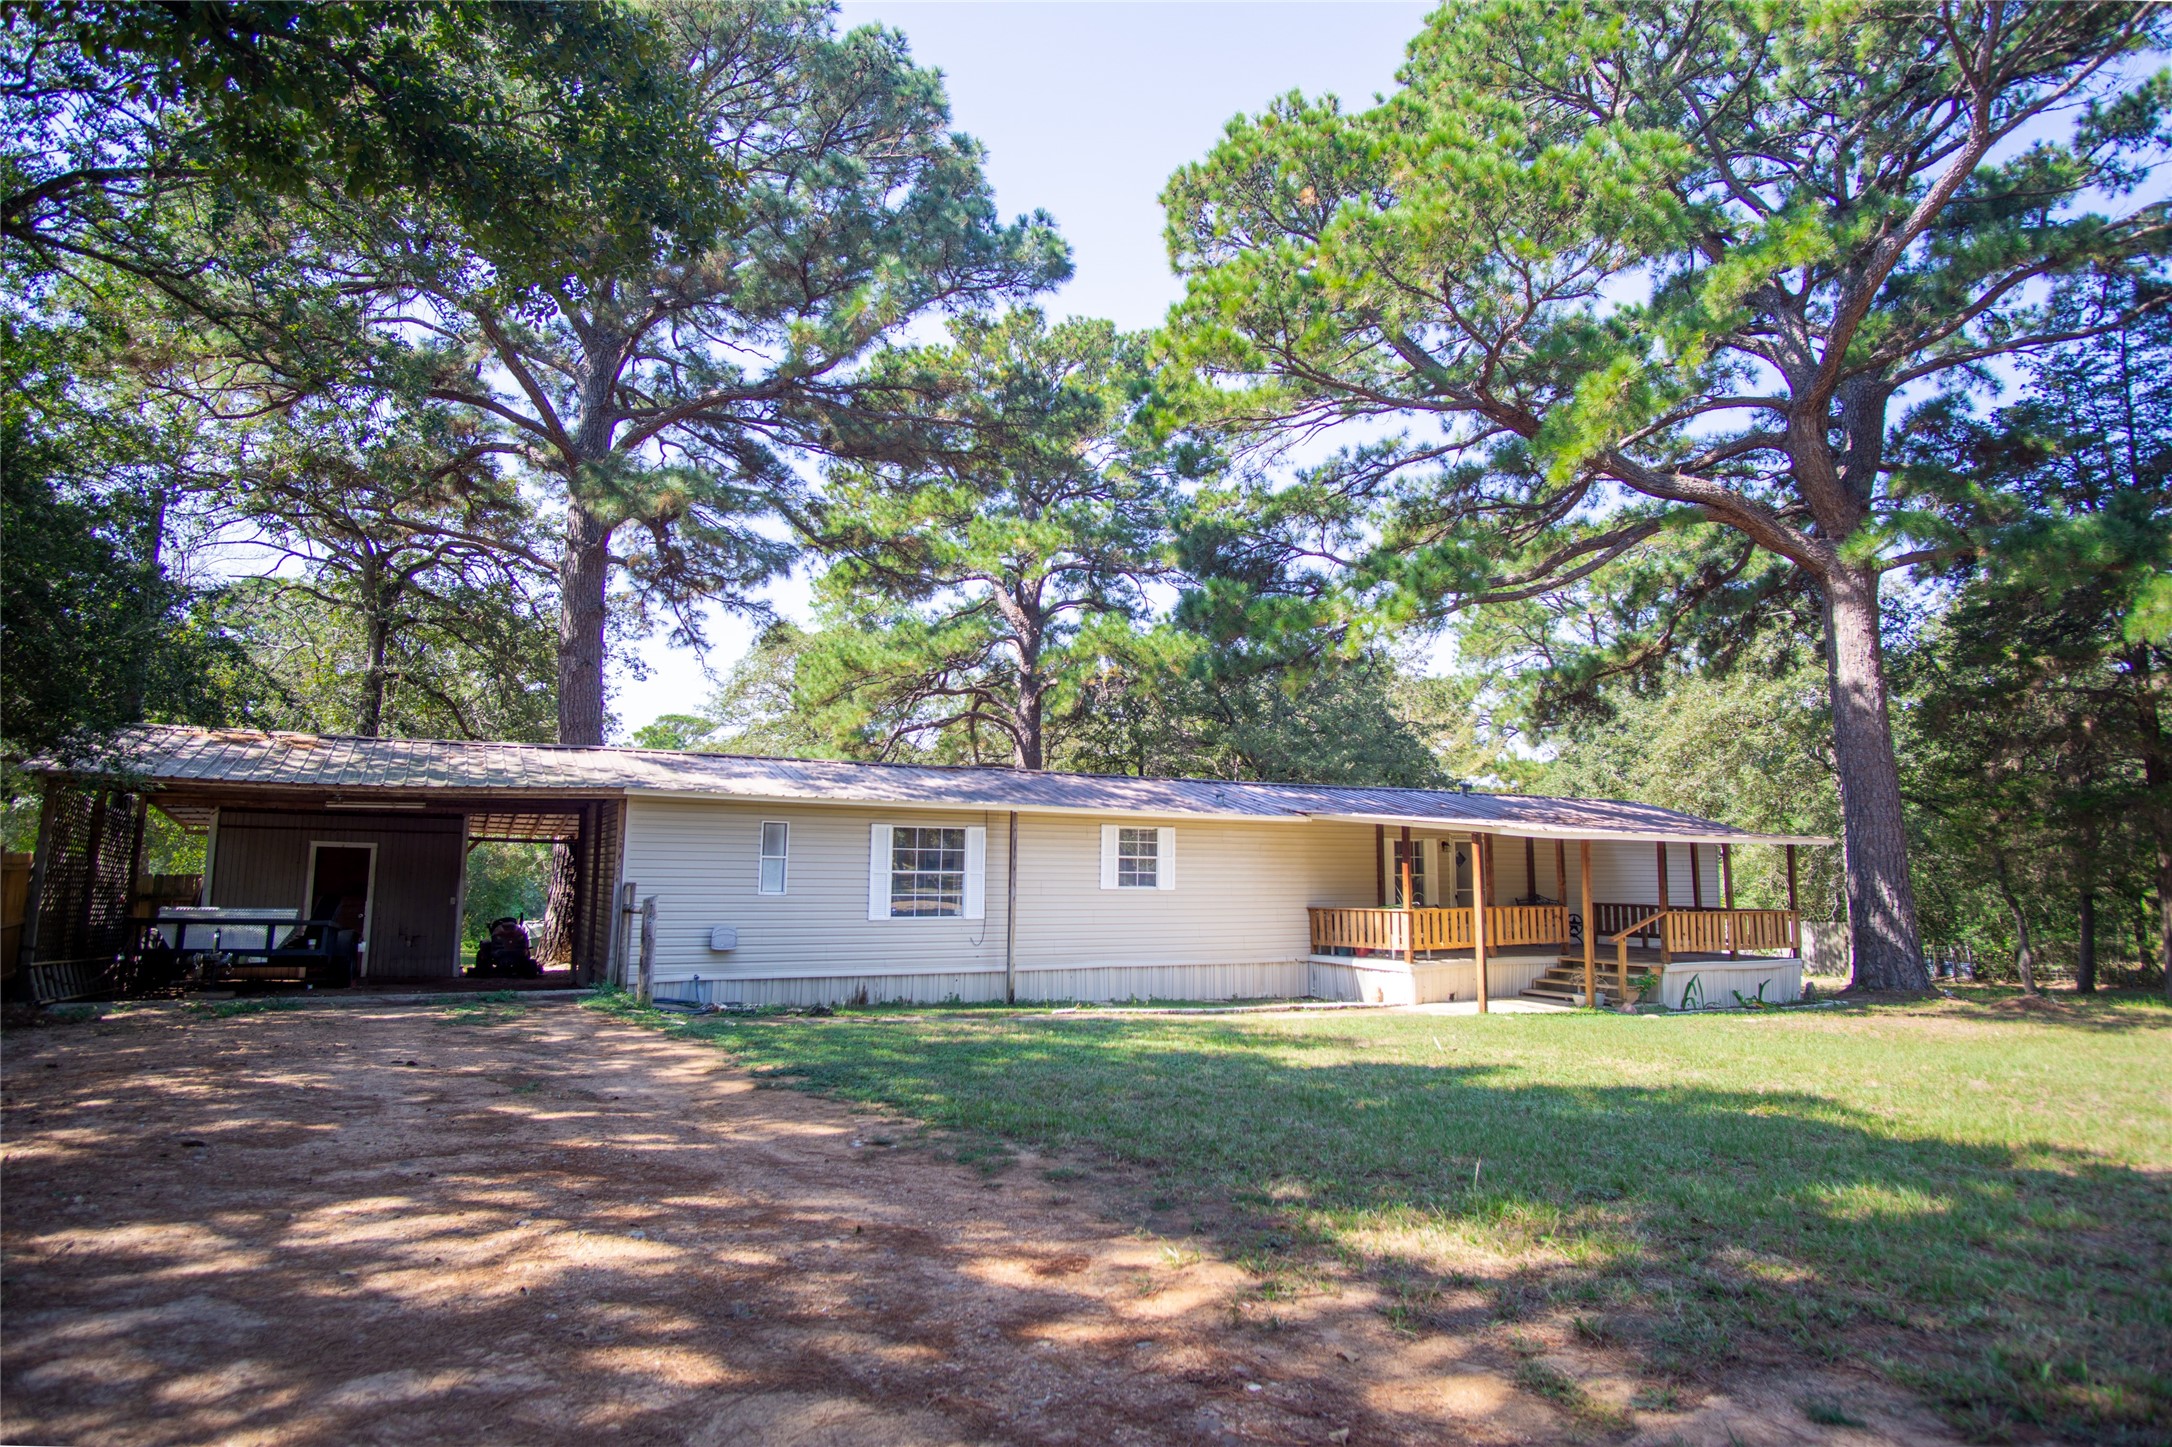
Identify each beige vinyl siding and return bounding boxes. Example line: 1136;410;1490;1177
1580;838;1724;907
623;799;1377;980
622;798;1010;980
620;796;1737;993
1011;815;1374;970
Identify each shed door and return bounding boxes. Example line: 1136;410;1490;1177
305;844;375;971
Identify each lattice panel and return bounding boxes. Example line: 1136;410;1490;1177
29;782;142;974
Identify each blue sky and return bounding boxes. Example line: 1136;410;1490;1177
612;2;1431;735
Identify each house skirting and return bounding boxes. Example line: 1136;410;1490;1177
653;960;1312;1007
1307;953;1557;1005
1654;958;1802;1009
643;953;1803;1011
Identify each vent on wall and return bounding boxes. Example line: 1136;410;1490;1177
708;926;737;951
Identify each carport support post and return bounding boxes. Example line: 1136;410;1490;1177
617;881;638;987
637;895;656;1006
1580;840;1595;1009
1471;832;1489;1014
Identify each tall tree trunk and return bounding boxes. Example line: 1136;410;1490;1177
2159;844;2172;1005
356;569;390;738
2075;888;2097;994
2131;648;2172;1001
1993;857;2040;997
1821;563;1928;992
539;501;614;968
1000;586;1045;770
124;485;170;719
1015;671;1044;771
556;503;613;747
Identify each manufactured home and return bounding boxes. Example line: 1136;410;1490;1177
16;726;1825;1011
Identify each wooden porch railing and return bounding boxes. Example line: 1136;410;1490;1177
1663;908;1798;956
1606;908;1802;1004
1490;905;1572;947
1308;905;1570;957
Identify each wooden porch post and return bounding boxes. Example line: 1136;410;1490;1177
1689;843;1703;909
1472;832;1490;1013
1580;839;1595;1007
1786;843;1800;954
1721;843;1736;959
1553;839;1567;905
1375;824;1386;908
1523;837;1536;901
1655;842;1672;970
1400;825;1414;968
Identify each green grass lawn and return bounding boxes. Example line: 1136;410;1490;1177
586;988;2172;1442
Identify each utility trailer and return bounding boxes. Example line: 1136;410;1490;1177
145;908;359;989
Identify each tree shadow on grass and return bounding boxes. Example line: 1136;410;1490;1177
1862;987;2172;1034
722;1012;2172;1444
3;1008;1411;1447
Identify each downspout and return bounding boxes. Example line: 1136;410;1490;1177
1005;811;1019;1005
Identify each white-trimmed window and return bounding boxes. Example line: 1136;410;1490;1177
868;823;987;920
1101;825;1176;890
757;821;789;895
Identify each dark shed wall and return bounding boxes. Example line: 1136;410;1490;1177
210;811;464;977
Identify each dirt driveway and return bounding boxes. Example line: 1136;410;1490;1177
2;1001;1942;1446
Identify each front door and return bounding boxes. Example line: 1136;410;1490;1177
1390;839;1427;906
305;844;374;973
1446;842;1475;908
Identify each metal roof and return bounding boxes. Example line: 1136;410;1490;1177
56;725;1829;845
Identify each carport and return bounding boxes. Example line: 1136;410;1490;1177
12;731;628;1001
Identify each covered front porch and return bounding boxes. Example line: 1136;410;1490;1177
1304;825;1814;1011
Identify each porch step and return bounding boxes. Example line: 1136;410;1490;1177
1521;961;1612;1006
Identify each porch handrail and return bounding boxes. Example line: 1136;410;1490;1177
1607;910;1668;1003
1603;910;1669;945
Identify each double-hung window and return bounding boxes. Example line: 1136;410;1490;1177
1117;827;1159;887
757;822;789;895
1100;825;1176;890
889;826;967;916
867;823;986;920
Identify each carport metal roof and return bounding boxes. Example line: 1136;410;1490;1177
49;725;1830;846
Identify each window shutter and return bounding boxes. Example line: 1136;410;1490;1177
867;823;892;921
1100;825;1119;890
964;826;987;920
1157;827;1176;890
